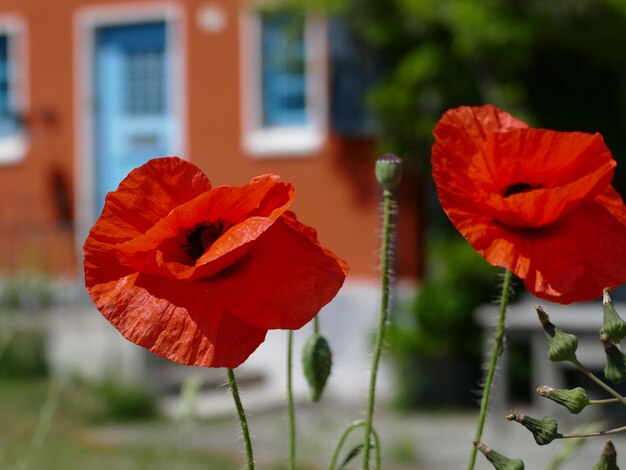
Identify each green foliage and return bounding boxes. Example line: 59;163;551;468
84;378;158;422
390;237;496;360
0;379;241;469
293;0;626;194
0;329;48;379
388;237;496;407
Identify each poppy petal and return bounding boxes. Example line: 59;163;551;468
84;157;349;368
432;104;626;304
595;185;626;226
462;195;626;304
92;157;212;244
432;104;528;174
86;271;266;368
469;129;615;227
218;212;350;330
115;175;295;279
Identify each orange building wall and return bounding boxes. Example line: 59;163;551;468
0;0;420;282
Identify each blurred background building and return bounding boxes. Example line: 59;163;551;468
0;0;421;281
3;0;626;467
0;0;422;406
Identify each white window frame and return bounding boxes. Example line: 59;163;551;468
0;14;29;165
73;2;187;261
240;11;327;158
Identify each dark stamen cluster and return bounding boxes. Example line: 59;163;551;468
182;219;226;263
503;182;542;198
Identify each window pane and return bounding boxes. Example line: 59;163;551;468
261;13;308;127
0;35;18;136
125;48;165;116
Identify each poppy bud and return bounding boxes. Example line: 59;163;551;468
506;410;561;446
601;289;626;343
593;440;619;470
474;442;525;470
536;306;578;363
601;335;626;384
375;153;403;191
302;333;332;402
536;385;589;414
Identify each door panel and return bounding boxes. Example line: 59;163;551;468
95;22;173;210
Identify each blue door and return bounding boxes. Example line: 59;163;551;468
94;22;174;210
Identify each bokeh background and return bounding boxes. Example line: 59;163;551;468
1;0;626;468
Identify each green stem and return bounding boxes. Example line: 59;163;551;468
590;398;622;405
467;269;514;470
287;330;296;470
313;316;320;335
363;189;394;470
330;420;381;470
571;358;626;406
227;368;255;470
559;425;626;439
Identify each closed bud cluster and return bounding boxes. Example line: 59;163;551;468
302;333;332;402
375;154;403;191
506;410;561;446
536;306;578;363
474;442;525;470
601;288;626;343
536;385;589;414
593;440;619;470
601;335;626;384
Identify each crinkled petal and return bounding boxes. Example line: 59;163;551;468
218;212;349;329
462;193;626;304
432;104;528;175
91;157;212;245
433;106;528;230
86;270;266;368
595;185;626;226
469;129;615;227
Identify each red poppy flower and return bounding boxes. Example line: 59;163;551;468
84;157;349;368
432;105;626;304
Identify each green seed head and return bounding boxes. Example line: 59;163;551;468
593;440;619;470
506;411;560;446
536;385;589;414
536;306;578;363
602;335;626;384
601;288;626;343
375;153;403;191
302;333;332;402
474;442;525;470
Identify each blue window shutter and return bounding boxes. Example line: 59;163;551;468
261;13;308;127
329;18;376;136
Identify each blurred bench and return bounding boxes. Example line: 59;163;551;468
475;297;624;424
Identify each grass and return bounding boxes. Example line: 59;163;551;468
0;378;240;470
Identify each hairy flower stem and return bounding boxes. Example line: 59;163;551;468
313;316;320;335
287;330;296;470
227;368;255;470
468;269;513;470
363;188;394;469
330;420;381;470
571;358;626;405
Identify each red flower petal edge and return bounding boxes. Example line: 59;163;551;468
84;157;349;367
433;105;626;304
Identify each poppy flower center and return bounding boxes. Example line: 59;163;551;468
182;219;226;263
503;182;542;198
